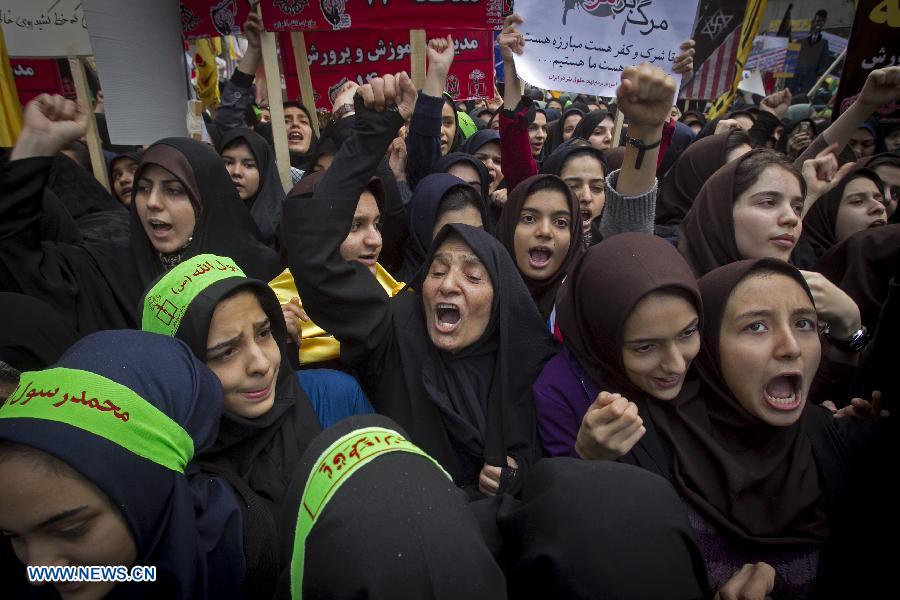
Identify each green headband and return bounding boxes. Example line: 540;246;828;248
0;367;194;473
142;254;245;337
290;427;451;599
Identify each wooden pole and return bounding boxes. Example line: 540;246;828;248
290;31;319;137
612;109;626;147
259;30;293;192
68;57;110;191
410;29;427;90
807;48;846;99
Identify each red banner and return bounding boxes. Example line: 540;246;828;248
261;0;510;32
280;28;494;110
180;0;253;39
11;58;71;105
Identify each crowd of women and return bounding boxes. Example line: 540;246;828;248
1;11;899;600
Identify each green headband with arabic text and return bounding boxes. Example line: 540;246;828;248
0;367;194;473
142;254;246;337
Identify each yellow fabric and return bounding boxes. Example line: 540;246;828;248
269;264;405;365
0;27;23;147
706;0;769;121
194;38;221;113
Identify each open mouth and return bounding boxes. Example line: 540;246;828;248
357;253;377;266
528;246;553;269
288;131;305;146
148;218;173;238
580;208;593;228
870;219;887;228
435;302;461;334
763;373;803;411
120;185;132;198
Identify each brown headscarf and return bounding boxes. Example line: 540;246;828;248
495;174;584;320
677;149;805;277
814;223;900;331
801;167;885;259
657;132;731;226
556;232;701;397
649;258;830;545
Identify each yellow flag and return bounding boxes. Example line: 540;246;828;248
707;0;769;120
0;26;23;147
194;38;221;114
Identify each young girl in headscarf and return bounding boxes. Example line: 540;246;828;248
0;95;281;335
649;259;895;597
534;233;701;471
218;128;287;251
0;330;245;598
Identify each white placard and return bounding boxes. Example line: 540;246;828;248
512;0;700;95
83;0;189;144
1;0;92;57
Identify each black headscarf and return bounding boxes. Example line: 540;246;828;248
131;137;282;283
254;104;320;172
399;173;490;282
0;330;245;598
412;224;558;493
544;106;585;155
460;128;500;156
572;109;611;145
555;233;702;478
540;138;608;178
494;175;584;321
801;167;885;260
442;94;464;153
649;259;830;546
218;128;286;250
432;152;491;201
0;292;78;373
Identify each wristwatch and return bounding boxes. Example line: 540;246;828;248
824;325;869;353
332;103;355;120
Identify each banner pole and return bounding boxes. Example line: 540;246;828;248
68;56;110;191
612;109;625;147
807;48;846;99
290;31;320;137
410;29;427;90
260;30;293;192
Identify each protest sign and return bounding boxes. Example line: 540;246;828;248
682;0;744;100
834;0;900;123
280;28;495;110
745;36;788;72
84;0;191;144
511;0;700;96
11;58;72;105
259;0;509;32
180;0;252;39
1;0;92;57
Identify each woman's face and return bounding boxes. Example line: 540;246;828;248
885;129;900;153
528;112;548;157
562;114;582;141
339;192;382;275
110;157;138;207
622;292;700;400
732;165;803;262
422;235;494;353
719;273;820;427
849;128;876;159
513;189;572;281
134;164;197;255
432;206;483;240
221;142;260;201
310;152;334;174
447;163;482;194
440;103;457;156
205;290;281;419
588;116;615;150
835;177;887;241
560;154;606;234
284;106;313;154
873;164;900;217
473;142;503;194
0;449;137;600
547;100;563;111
